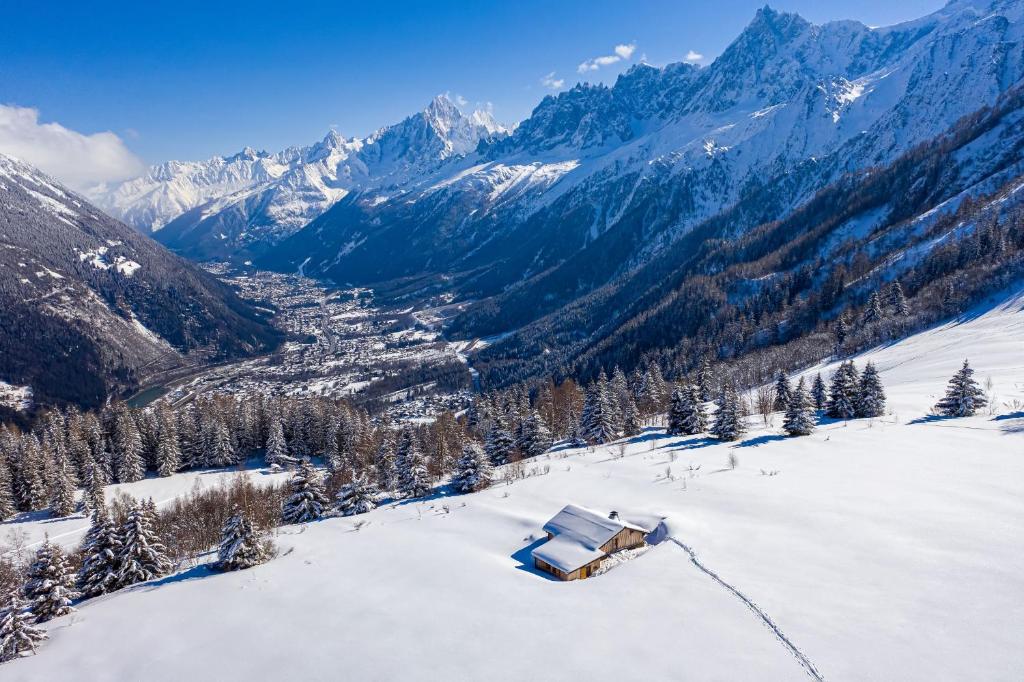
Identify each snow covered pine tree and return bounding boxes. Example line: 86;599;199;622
710;386;747;442
23;539;78;622
856;362;887;418
336;473;380;516
216;505;271;571
783;377;816;437
827;361;860;419
282;459;329;524
451;442;493;494
935;359;988;417
116;500;171;588
78;509;123;598
0;590;46;662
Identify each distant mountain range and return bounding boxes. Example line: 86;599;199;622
88;96;506;260
0;153;280;410
81;0;1024;388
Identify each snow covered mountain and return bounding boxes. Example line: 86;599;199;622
88;96;506;260
0;153;280;409
264;0;1024;312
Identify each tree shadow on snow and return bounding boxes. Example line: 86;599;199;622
510;537;559;581
658;437;717;455
994;412;1024;434
907;414;956;426
128;564;216;593
735;434;788;448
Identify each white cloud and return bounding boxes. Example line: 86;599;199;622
540;72;565;90
684;50;704;64
577;42;638;73
614;43;636;60
454;94;469;108
0;105;143;191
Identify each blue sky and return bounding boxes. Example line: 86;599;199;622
0;0;944;180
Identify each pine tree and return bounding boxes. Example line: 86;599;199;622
934;359;988;417
667;387;688;436
580;382;618;445
621;394;641;437
772;371;792;412
783;377;816;437
484;421;516;465
23;539;78;622
48;458;76;518
566;410;586;447
887;281;909;317
78;510;122;598
113;410;145;483
395;433;431;499
856;362;886;418
205;417;236;468
681;384;708;435
710;386;747;442
116;501;170;587
826;361;860;419
281;460;329;524
518;412;553;458
83;460;106;514
265;416;290;468
862;290;884;324
811;373;827;411
0;590;46;662
451;443;493;494
155;404;181;477
834;313;850;352
15;438;47;512
336;474;379;516
696;358;714;402
0;472;13;522
216;506;270;571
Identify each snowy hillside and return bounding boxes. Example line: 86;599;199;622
5;283;1022;680
0;153;279;408
87;96;506;259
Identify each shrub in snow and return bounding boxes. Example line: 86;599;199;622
783;377;816;437
934;359;988;417
0;590;46;662
336;473;380;516
78;509;123;598
216;506;272;571
116;501;171;588
281;460;329;524
451;443;493;494
856;362;886;418
23;539;78;622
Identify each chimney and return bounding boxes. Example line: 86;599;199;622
608;510;619;520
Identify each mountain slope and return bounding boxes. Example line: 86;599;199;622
266;0;1024;315
0;154;281;409
466;81;1024;385
89;96;506;260
6;285;1023;680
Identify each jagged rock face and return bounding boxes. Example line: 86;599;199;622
0;154;280;409
87;95;506;259
263;0;1024;316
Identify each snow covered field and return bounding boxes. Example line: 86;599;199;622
5;287;1023;681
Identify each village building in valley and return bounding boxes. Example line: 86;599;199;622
531;504;652;581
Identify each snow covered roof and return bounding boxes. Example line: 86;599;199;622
531;504;649;573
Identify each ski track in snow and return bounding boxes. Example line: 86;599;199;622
667;537;827;682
